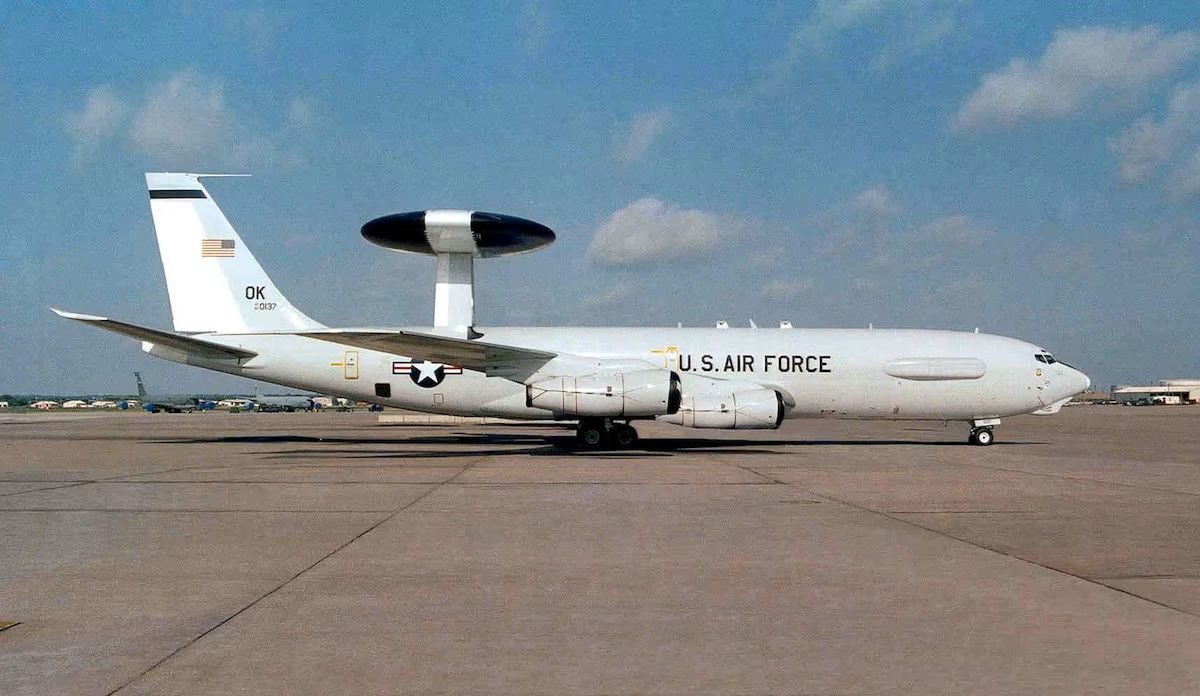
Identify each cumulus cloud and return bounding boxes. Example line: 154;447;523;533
760;278;814;301
815;184;901;257
853;184;901;219
64;85;126;162
129;70;271;164
913;215;993;247
65;70;319;168
759;0;961;87
1111;80;1200;185
587;197;743;266
614;107;670;162
797;0;959;51
956;26;1198;130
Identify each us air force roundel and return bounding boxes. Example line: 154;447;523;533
392;360;463;388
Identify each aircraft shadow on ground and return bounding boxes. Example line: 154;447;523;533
184;431;1049;461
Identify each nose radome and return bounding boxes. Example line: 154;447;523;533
1070;368;1090;394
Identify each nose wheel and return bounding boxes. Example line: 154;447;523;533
968;426;995;446
575;418;639;449
967;418;999;446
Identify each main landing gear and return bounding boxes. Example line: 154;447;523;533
575;418;639;450
968;418;1000;446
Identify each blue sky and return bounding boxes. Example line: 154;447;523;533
2;1;1198;394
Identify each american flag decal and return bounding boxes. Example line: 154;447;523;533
200;239;236;258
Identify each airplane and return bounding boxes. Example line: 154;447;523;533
248;383;316;412
132;371;215;413
54;173;1090;448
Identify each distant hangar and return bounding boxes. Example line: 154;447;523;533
1111;379;1200;405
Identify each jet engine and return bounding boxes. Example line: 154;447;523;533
658;387;785;429
526;369;682;417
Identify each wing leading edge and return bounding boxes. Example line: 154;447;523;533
298;329;556;379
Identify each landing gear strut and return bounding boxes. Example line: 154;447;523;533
968;418;999;446
575;418;639;449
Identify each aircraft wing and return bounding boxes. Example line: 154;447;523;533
298;329;556;379
51;308;258;360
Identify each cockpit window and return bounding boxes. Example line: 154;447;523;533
1034;353;1057;364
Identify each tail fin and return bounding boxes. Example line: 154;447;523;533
134;371;147;398
145;173;323;333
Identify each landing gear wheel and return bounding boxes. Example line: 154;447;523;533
576;420;607;449
969;427;994;446
613;424;638;448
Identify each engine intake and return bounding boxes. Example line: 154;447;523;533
659;388;785;429
526;369;682;417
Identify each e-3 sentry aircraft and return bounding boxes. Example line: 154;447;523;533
54;173;1090;448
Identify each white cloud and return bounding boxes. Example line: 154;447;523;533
798;0;957;50
760;278;813;301
614;107;670;162
587;197;742;266
956;26;1198;130
913;215;993;247
286;96;320;131
815;184;900;257
1165;147;1200;200
853;184;901;219
129;70;268;164
759;0;961;87
65;85;126;161
1111;80;1200;183
519;0;550;55
66;72;320;169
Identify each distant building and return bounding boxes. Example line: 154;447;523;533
31;400;58;410
62;399;89;409
0;401;8;409
217;398;251;408
1111;379;1200;405
90;400;118;408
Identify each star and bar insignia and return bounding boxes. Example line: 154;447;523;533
392;360;462;388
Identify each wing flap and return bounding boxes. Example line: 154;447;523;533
298;329;555;378
52;308;257;360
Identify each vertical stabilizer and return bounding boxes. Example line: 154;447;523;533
145;173;323;334
134;371;147;398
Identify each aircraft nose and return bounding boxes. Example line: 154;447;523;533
1069;367;1090;394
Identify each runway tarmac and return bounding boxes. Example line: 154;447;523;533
1;408;1198;694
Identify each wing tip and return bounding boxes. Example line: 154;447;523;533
50;307;106;321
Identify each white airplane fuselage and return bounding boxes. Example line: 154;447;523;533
155;326;1088;422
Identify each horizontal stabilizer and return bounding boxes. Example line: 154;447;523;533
51;308;257;360
299;329;555;378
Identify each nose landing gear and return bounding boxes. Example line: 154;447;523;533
969;427;994;446
575;418;639;450
968;418;1000;446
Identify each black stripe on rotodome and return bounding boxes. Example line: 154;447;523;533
148;189;207;199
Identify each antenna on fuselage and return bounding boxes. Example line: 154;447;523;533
360;210;555;338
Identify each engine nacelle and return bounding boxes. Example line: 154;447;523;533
659;388;785;429
526;369;682;417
